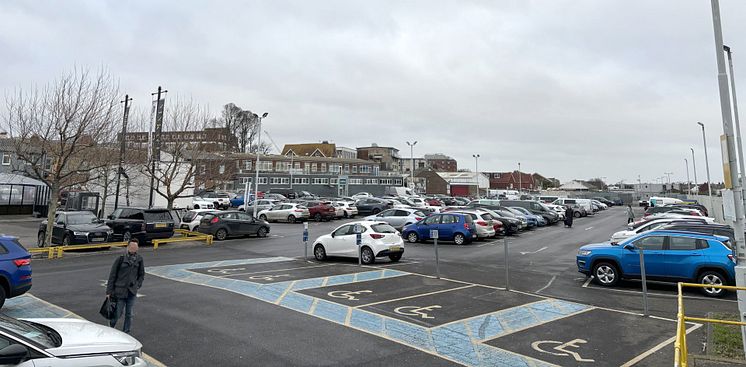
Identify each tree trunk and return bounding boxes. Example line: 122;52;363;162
43;186;59;248
100;174;109;219
167;197;174;209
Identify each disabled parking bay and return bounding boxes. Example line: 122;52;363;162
188;259;324;276
360;285;540;327
298;274;466;307
485;308;677;366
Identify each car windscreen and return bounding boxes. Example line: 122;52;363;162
372;224;398;233
66;213;98;225
182;211;198;222
144;211;173;222
0;316;58;348
413;211;426;217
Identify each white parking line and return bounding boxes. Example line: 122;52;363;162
584;227;594;231
353;284;476;308
621;323;702;367
536;275;556;293
581;277;592;288
583;282;737;303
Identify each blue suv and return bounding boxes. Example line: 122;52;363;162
403;213;477;245
577;230;735;297
0;236;32;307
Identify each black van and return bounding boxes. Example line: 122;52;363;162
499;200;559;224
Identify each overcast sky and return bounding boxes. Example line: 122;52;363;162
2;1;746;185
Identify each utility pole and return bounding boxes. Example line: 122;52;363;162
406;141;417;190
685;158;691;195
114;94;132;211
710;0;746;356
148;86;167;208
664;172;673;195
725;45;746;206
691;148;699;194
473;154;480;198
518;162;522;195
253;112;269;218
698;122;714;209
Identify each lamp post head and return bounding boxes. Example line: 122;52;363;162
724;45;731;53
261;112;269;118
697;121;705;128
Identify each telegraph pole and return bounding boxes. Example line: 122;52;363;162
691;148;698;193
114;94;132;211
725;45;746;206
710;0;746;356
149;86;167;208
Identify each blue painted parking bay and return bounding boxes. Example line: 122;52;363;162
148;257;695;366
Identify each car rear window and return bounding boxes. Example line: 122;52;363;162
372;224;397;233
182;211;197;222
144;211;172;222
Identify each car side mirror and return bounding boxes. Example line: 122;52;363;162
623;243;636;251
57;221;65;227
0;344;29;365
107;214;113;220
331;232;336;238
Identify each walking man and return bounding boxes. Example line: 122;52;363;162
626;204;635;224
564;205;574;228
107;239;144;334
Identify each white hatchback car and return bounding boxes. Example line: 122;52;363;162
334;201;358;218
312;221;404;264
0;315;146;366
179;209;218;231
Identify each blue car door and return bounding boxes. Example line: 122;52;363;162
621;235;668;278
419;215;441;240
665;235;706;280
438;214;457;239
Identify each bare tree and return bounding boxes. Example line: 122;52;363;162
139;98;234;208
218;103;271;153
3;68;120;246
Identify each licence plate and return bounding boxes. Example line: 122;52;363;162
389;246;401;252
91;237;105;242
155;223;167;228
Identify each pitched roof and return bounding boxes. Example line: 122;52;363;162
281;143;336;158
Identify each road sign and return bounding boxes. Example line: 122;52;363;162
430;229;439;239
302;230;308;242
354;224;362;234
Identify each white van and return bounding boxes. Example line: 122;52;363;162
648;197;684;207
551;198;593;217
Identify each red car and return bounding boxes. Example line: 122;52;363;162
425;198;443;206
303;201;336;222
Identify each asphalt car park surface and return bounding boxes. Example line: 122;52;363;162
4;206;737;366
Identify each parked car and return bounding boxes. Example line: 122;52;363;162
38;211;114;247
510;207;547;227
191;197;216;210
0;314;147;365
268;188;297;199
672;204;709;217
351;192;373;199
499;200;560;224
364;208;426;230
612;198;624;206
407;197;429;208
591;200;608;210
258;203;310;223
179;209;218;232
334;201;358;218
264;193;288;201
312;221;404;264
592;197;615;207
297;191;319;200
197;191;231;209
577;230;735;297
354;198;393;215
659;222;737;244
546;204;566;221
449;210;496;239
198;211;270;240
502;207;537;228
402;213;477;245
609;218;708;243
106;207;174;243
299;201;336;222
465;205;522;234
0;236;31;307
245;199;280;212
425;198;443;207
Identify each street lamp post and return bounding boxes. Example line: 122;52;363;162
252;112;269;218
473;154;480;199
691;148;699;194
664;172;673;196
518;163;522;195
697;122;714;208
725;45;746;203
406;141;417;190
685;158;691;195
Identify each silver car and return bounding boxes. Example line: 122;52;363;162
450;210;496;239
258;203;310;223
364;208;427;230
246;199;279;212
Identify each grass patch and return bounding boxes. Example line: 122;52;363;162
709;313;745;360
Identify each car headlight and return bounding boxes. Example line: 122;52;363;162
112;350;141;366
73;231;88;236
578;250;592;256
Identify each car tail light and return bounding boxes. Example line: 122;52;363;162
464;223;471;230
370;233;385;239
690;211;698;216
643;213;650;217
14;259;30;267
476;220;488;226
295;209;304;212
415;217;423;221
210;217;220;224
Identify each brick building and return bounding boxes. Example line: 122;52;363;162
122;127;237;152
487;171;536;191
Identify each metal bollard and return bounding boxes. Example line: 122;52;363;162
504;238;510;291
431;229;440;279
639;246;649;317
355;224;362;267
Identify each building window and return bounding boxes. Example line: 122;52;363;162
360;165;370;173
330;178;338;185
394;179;403;185
270;177;282;185
239;177;251;184
349;178;363;185
1;154;10;166
304;163;311;174
373;166;380;175
257;177;268;184
311;163;317;173
329;164;340;173
293;177;302;185
321;163;326;172
312;178;329;185
301;178;309;184
281;177;290;184
219;165;225;174
276;162;290;172
344;164;350;173
258;161;273;171
245;161;252;171
352;165;358;174
294;162;301;171
365;179;378;185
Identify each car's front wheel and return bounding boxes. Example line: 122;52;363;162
0;286;6;309
593;262;619;287
314;244;327;261
287;215;296;223
574;211;581;218
259;214;267;221
698;270;727;297
314;213;322;222
257;227;268;238
406;232;419;243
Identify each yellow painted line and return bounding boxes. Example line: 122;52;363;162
274;281;297;305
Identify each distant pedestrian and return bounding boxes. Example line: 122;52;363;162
626;205;635;224
107;239;144;334
564;206;574;228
